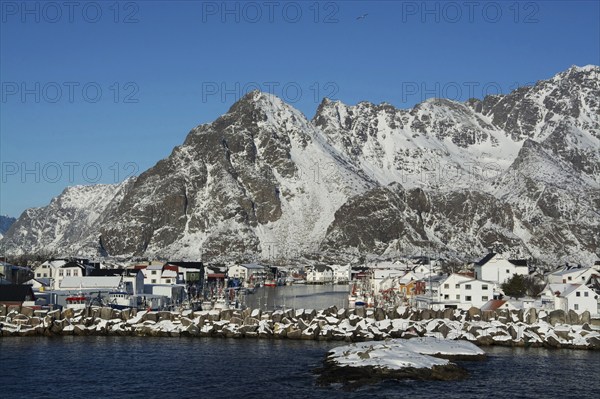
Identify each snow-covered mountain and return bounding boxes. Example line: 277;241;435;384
1;66;598;266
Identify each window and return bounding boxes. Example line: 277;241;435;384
165;279;171;284
43;273;47;277
574;304;579;310
506;269;509;274
455;284;460;289
482;285;488;290
576;292;581;297
66;270;71;276
444;283;449;289
151;270;157;275
73;270;78;276
456;295;460;300
151;279;156;284
482;296;488;301
466;296;472;301
465;284;471;290
568;276;572;281
584;292;589;297
59;270;64;277
444;294;449;300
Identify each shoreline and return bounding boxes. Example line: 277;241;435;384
1;305;599;350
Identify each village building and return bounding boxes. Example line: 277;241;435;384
227;263;267;282
0;284;35;307
473;253;528;284
457;279;495;309
541;283;599;315
306;265;333;284
547;265;597;285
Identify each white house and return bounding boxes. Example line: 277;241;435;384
228;263;266;282
53;261;89;290
306;265;333;284
547;266;597;285
370;269;405;292
473;253;528;284
541;283;598;315
329;264;351;284
142;265;164;285
437;273;473;304
458;279;495;309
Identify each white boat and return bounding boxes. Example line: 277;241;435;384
65;294;88;310
107;291;138;310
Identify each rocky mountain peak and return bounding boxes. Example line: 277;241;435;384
1;66;598;265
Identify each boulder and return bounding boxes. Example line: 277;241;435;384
374;308;387;321
547;310;566;326
567;310;579;325
466;307;480;321
420;309;432;320
580;311;591;325
220;309;233;321
544;334;561;348
7;305;21;314
438;323;452;339
61;308;75;320
287;329;302;340
525;308;538;324
21;307;35;317
100;307;114;320
442;308;455;321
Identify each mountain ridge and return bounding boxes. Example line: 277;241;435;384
1;66;598;266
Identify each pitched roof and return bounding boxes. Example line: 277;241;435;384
0;284;35;302
476;253;497;266
165;261;203;269
59;276;121;289
508;259;527;266
480;300;506;311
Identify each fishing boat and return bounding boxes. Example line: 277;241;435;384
107;291;138;310
264;279;277;288
65;294;88;310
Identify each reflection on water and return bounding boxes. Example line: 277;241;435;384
244;284;349;310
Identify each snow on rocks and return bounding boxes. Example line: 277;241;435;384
1;305;599;350
317;338;484;389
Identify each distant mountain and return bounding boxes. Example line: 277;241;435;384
0;215;17;239
1;66;598;266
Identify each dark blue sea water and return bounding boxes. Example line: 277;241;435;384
1;336;598;399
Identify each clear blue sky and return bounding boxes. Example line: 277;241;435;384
1;0;599;217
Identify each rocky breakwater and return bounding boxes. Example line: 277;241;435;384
316;337;486;390
1;304;599;349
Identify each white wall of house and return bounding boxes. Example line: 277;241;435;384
306;267;333;284
438;274;472;303
458;280;494;309
542;284;599;315
143;265;163;285
474;254;528;284
563;285;598;314
228;264;265;281
548;267;595;285
329;264;351;283
54;265;85;290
